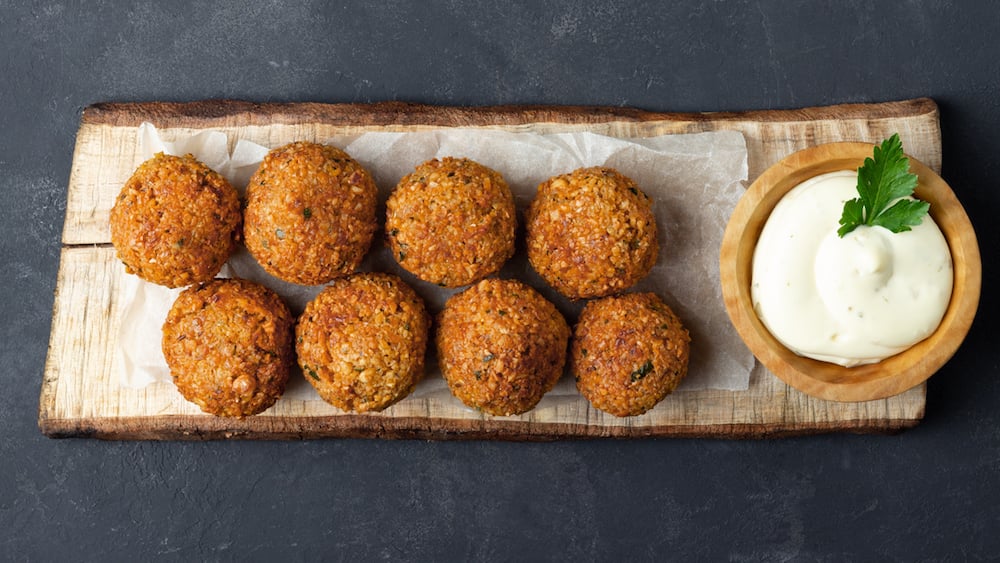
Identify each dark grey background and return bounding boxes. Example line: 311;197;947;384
3;1;998;560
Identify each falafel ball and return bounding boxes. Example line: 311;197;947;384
296;272;430;413
110;153;241;288
526;166;658;299
436;278;570;416
386;157;516;287
571;292;690;417
244;141;378;285
162;278;295;418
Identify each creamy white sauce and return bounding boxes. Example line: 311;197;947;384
751;170;953;367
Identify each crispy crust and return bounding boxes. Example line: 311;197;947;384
109;153;241;288
526;166;658;299
162;278;295;418
386;157;516;287
244;141;378;285
436;278;570;416
296;273;430;412
571;293;690;417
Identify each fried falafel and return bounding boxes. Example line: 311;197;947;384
386;157;516;288
244;141;378;285
571;292;690;417
526;166;658;299
436;278;570;416
110;153;241;288
296;272;430;412
162;278;295;417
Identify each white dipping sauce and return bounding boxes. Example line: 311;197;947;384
751;170;953;367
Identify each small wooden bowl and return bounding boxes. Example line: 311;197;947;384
720;142;981;402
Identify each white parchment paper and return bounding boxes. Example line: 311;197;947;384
115;123;752;401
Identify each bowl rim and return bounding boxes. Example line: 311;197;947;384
719;141;981;402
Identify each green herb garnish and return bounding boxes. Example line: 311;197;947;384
837;134;929;237
303;207;312;219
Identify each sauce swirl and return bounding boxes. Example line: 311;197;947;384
751;171;953;367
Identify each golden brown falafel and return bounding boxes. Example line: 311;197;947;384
526;166;658;299
162;278;295;418
296;272;430;413
244;141;378;285
436;278;570;416
386;157;516;288
110;153;241;288
571;292;690;417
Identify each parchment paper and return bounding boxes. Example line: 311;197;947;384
115;123;752;403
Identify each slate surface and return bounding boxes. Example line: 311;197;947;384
4;2;998;560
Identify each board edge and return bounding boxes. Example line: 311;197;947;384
39;413;923;441
79;98;940;129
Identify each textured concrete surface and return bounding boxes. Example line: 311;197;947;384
3;1;999;560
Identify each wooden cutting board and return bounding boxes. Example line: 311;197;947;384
39;98;943;440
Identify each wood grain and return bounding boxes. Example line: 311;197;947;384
41;99;940;440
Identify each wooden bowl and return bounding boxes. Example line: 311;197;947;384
720;142;981;402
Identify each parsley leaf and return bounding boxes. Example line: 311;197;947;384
837;134;929;237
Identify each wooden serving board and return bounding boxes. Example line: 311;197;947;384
40;98;943;440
